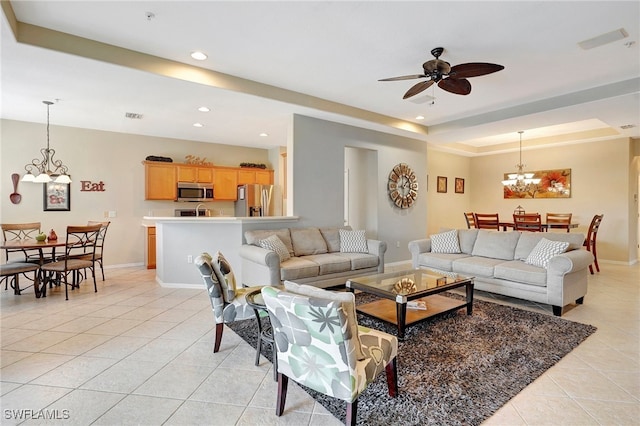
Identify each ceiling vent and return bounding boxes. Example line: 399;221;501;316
578;28;628;50
125;112;143;119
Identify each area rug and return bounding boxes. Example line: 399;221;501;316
228;293;596;425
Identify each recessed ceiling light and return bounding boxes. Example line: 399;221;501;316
193;123;204;128
415;115;425;120
259;133;268;137
198;106;210;112
191;51;208;60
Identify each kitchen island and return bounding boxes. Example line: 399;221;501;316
143;216;299;288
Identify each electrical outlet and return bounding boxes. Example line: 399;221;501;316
187;255;193;264
396;241;400;248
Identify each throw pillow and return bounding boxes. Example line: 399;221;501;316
258;234;291;262
283;281;365;361
525;238;570;268
430;229;462;254
211;251;237;302
339;229;368;253
290;227;328;256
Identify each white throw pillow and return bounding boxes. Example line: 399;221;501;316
258;235;291;261
339;229;368;253
525;238;570;268
431;229;462;254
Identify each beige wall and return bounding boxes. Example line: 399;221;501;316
0;119;271;266
428;137;637;264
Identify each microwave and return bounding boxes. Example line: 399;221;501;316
177;182;214;202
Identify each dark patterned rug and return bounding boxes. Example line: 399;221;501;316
228;293;596;425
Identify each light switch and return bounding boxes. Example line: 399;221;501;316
108;211;117;218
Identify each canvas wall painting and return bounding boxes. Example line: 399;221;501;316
503;168;571;199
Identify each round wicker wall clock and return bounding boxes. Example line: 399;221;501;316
388;163;418;208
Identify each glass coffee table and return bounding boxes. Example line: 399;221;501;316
346;269;474;339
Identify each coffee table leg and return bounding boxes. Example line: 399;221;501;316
466;282;474;315
396;303;407;339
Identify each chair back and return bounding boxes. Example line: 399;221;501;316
195;253;227;322
474;213;500;230
464;212;475;229
546;213;572;232
513;213;543;232
63;225;102;266
87;221;110;258
1;222;41;262
584;214;604;250
261;286;360;400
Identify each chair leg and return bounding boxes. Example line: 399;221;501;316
592;247;600;272
63;271;69;301
346;400;358;426
92;266;98;293
99;260;105;281
385;357;398;397
276;373;288;416
213;323;224;353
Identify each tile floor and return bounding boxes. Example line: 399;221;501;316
0;262;638;425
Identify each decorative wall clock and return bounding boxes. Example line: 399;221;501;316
388;163;418;208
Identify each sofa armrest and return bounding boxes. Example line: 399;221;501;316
367;239;387;272
238;244;282;286
408;239;431;269
547;249;594;275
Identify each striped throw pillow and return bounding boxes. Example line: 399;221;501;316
431;229;461;254
339;229;369;253
525;238;569;268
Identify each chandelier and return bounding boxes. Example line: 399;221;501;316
501;131;539;193
21;101;72;184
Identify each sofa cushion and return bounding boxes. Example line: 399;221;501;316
525;238;570;268
514;232;585;260
245;228;294;256
280;257;320;281
339;229;369;253
258;235;291;262
431;229;461;254
334;252;379;270
300;254;352;275
452;256;506;278
458;229;479;254
471;230;521;261
283;280;365;360
290;227;328;256
319;226;351;253
494;260;547;287
418;252;470;272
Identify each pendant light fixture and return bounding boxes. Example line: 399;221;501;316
22;101;72;184
501;131;540;194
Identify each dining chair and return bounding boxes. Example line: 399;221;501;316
87;220;111;280
474;213;500;230
513;213;543;232
1;222;42;263
261;285;398;426
464;212;475;229
583;214;604;274
546;213;572;232
40;224;101;300
0;262;40;296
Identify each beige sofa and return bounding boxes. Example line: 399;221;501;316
239;226;386;288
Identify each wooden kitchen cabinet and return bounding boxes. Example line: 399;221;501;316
213;168;238;200
255;170;273;184
178;166;213;183
237;168;274;185
145;162;177;200
146;226;156;269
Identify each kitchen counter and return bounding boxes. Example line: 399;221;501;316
146;216;300;288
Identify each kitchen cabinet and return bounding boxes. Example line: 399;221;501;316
213;168;238;200
146;226;156;269
145;162;177;200
237;169;274;185
178;166;213;183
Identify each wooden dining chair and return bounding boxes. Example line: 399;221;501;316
40;224;101;300
583;214;604;274
464;212;475;229
513;213;543;232
1;222;42;263
546;213;572;232
474;213;500;230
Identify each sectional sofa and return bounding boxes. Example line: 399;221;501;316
408;229;593;316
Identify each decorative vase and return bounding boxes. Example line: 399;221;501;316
48;229;58;241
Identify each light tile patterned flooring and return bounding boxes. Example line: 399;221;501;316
0;262;638;425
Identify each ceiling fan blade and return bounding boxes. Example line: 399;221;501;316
403;80;435;99
379;74;427;81
422;59;451;74
438;78;472;95
449;63;504;79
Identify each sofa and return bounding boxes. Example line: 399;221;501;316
239;226;386;288
408;229;593;316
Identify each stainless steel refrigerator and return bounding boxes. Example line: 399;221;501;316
234;184;275;216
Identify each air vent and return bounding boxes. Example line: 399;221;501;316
620;124;635;130
125;112;143;119
578;28;628;50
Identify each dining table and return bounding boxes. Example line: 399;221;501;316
498;222;579;232
1;238;67;298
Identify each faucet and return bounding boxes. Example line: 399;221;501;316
195;203;205;217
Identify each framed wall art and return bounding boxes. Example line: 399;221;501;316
455;178;465;194
503;168;571;199
43;178;71;211
437;176;447;193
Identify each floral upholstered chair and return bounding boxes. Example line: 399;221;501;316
195;252;263;353
261;282;398;426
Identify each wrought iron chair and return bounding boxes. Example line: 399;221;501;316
464;212;475;229
0;262;40;296
583;214;604;274
513;213;543;232
1;222;42;263
87;220;111;280
474;213;500;230
546;213;572;232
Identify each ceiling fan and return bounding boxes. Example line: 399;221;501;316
379;47;504;99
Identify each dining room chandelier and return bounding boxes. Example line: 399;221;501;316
21;100;72;184
501;131;540;193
